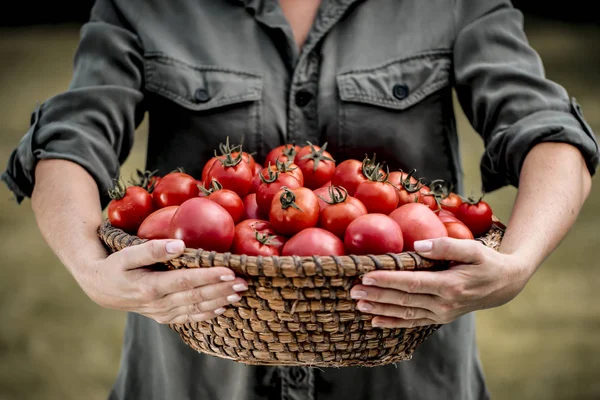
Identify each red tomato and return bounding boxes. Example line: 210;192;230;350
282;227;346;256
387;170;419;189
107;182;155;233
237;151;256;175
344;214;404;255
137;206;178;240
264;143;301;166
418;185;440;212
354;180;399;214
152;171;200;208
202;158;218;183
206;151;254;198
231;219;287;256
313;186;333;210
394;169;425;207
444;221;474;240
269;187;320;235
261;159;304;186
256;170;302;217
295;142;336;189
319;181;332;189
200;180;245;224
437;209;459;223
455;198;493;237
440;193;463;214
389;203;448;251
330;159;367;196
318;186;368;238
242;193;265;220
253;161;262;176
169;197;234;252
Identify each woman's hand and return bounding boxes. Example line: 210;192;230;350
78;238;248;325
350;237;533;328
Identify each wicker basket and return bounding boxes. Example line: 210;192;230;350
98;218;505;368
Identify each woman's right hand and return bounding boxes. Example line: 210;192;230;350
77;238;248;324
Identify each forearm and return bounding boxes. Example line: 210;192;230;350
31;159;108;280
498;142;592;274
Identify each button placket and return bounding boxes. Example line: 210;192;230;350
279;366;315;400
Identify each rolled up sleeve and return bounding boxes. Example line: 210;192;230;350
452;0;600;192
1;0;145;208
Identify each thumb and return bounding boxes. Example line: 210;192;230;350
413;237;484;265
115;239;186;270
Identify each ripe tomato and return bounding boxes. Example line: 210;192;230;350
394;169;425;207
108;181;154;233
261;159;304;186
256;169;302;217
344;214;404;255
389;203;448;251
387;169;419;189
282;227;346;256
264;143;301;166
440;193;463;214
318;186;368;238
252;161;262;176
354;177;399;214
152;171;200;208
455;198;493;237
231;219;287;256
330;159;367;196
242;193;265;220
169;197;234;252
202;157;218;183
437;209;459;223
418;185;440;212
137;205;178;240
206;150;254;198
444;221;474;240
269;187;319;235
313;185;333;210
295;142;336;189
200;179;245;224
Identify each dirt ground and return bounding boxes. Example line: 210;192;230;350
0;15;599;400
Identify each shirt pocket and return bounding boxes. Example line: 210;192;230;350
143;53;263;174
335;50;455;179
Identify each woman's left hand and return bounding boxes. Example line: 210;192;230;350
349;237;534;328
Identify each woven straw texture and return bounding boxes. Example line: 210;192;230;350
98;218;505;367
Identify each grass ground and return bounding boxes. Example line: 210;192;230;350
0;16;599;400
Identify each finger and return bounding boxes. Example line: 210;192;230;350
356;300;435;321
165;294;238;320
350;286;439;312
139;267;240;300
162;309;225;325
413;237;486;264
371;316;437;329
158;279;248;311
116;239;186;270
360;270;446;296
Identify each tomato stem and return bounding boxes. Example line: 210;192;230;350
320;184;349;205
298;141;335;172
108;178;127;200
199;178;223;196
279;187;303;211
259;167;280;184
129;169;158;193
254;230;280;246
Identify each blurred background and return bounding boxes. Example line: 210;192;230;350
0;2;598;400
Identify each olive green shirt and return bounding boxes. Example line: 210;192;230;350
2;0;598;399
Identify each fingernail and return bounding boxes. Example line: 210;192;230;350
351;290;367;299
232;283;248;292
214;307;226;315
166;240;185;254
413;240;433;252
220;275;235;282
227;294;241;302
358;302;373;311
362;278;376;285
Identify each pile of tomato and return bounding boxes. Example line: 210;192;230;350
107;138;494;257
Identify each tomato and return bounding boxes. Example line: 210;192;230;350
313;186;333;210
253;161;262;176
169;197;234;252
455;198;493;237
256;169;302;217
318;186;368;238
202;157;218;183
107;181;155;233
269;187;320;235
394;169;425;207
344;214;404;255
437;209;459;223
242;193;265;220
237;151;256;175
330;159;367;196
295;142;336;189
249;172;262;194
387;170;419;189
282;227;346;256
319;181;332;189
200;179;245;224
264;143;301;166
444;221;474;240
354;179;399;214
206;150;254;198
152;171;200;208
418;185;440;212
261;159;304;186
389;203;448;251
231;219;287;256
137;205;178;240
440;193;463;214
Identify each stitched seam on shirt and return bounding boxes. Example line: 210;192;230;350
144;52;263;78
338;49;452;76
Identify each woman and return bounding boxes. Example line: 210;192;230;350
2;0;598;399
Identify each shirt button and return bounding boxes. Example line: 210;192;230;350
392;84;409;100
194;88;211;103
295;90;313;107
